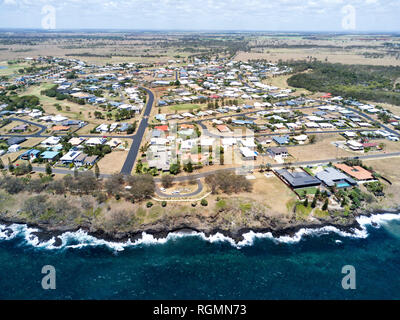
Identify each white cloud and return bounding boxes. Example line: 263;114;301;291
0;0;398;31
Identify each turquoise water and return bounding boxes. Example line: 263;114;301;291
337;183;351;188
0;214;400;300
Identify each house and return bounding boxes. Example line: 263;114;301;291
20;149;41;161
334;164;374;181
155;125;169;132
40;151;60;162
96;124;109;133
10;124;28;133
52;125;70;132
73;153;87;167
155;114;167;122
267;147;289;160
106;138;122;148
8;144;21;153
41;136;61;146
60;150;82;164
85;137;106;146
293;135;308;143
84;155;99;166
343;131;358;139
239;147;258;160
119;123;131;132
315;167;357;188
6;137;26;146
68;137;86;146
216;125;230;133
276;169;321;189
256;137;272;145
347;140;364;151
273;135;290;145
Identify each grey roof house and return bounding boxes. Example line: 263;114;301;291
315;167;357;188
276;169;321;189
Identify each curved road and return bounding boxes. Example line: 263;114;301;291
154;179;203;198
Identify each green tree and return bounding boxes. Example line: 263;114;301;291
183;161;193;173
311;196;317;208
45;163;52;175
322;199;329;211
94;163;100;179
169;162;181;175
8;157;14;173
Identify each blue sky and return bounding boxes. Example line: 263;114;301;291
0;0;399;32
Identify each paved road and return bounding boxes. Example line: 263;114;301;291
157;151;400;183
154;179;204;198
346;106;400;137
120;87;154;174
0;117;48;138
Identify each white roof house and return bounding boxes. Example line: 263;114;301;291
85;138;106;146
239;138;257;148
60;150;81;162
347;140;364;151
8;144;21;153
240;147;257;160
41;136;61;146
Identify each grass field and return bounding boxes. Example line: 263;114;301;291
170;104;201;111
0;62;29;76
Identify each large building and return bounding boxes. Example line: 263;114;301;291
315;167;357;188
276;169;321;189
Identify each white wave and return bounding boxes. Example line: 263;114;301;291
0;212;399;251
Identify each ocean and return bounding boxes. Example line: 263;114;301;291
0;213;399;300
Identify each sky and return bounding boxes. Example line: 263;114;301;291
0;0;399;32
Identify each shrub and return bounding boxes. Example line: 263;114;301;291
146;201;153;208
161;201;167;207
201;199;208;206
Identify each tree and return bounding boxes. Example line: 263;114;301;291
45;163;52;176
8;157;14;173
161;174;174;189
201;199;208;206
322;199;329;211
0;158;4;170
169;162;181;175
183;161;193;173
94;163;100;179
23;195;48;218
311;196;317;208
76;171;99;195
27;162;33;173
304;198;309;207
125;174;155;202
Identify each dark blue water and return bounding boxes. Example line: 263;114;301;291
1;215;400;300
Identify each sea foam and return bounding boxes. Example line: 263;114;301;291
0;212;399;251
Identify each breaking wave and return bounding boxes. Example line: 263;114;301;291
0;212;399;251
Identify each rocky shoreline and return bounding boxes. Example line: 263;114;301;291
2;205;399;248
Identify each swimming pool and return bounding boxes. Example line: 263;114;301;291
337;182;351;188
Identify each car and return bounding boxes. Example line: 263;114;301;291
160;187;166;192
172;190;180;194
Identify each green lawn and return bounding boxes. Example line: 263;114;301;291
295;202;313;220
296;187;318;195
170;104;201;111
